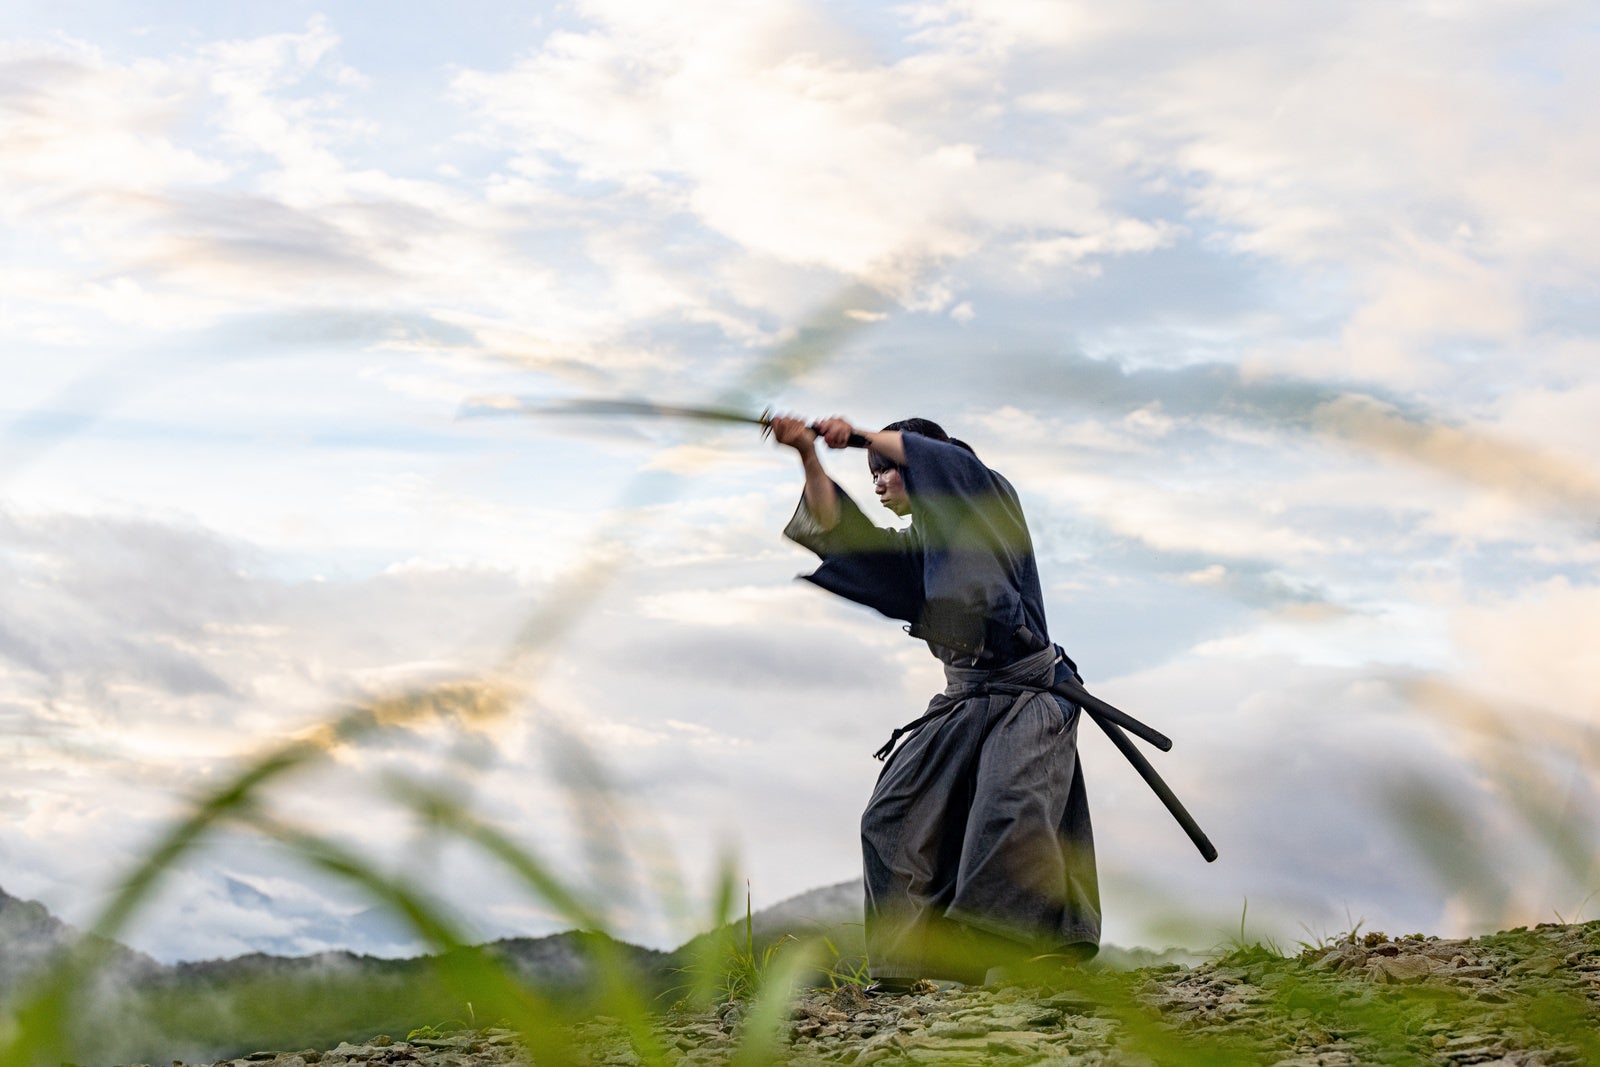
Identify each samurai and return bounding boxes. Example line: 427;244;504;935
769;414;1100;989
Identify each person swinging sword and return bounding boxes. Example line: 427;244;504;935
770;413;1105;989
463;394;1211;983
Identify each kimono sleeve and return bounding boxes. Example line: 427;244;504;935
899;433;1036;657
783;481;924;626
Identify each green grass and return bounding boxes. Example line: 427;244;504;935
688;884;801;1007
4;666;1599;1067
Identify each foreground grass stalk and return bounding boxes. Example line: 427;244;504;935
236;811;584;1067
725;940;824;1067
384;775;670;1067
0;733;338;1067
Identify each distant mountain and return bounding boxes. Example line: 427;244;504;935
0;878;1192;1065
0;884;676;994
487;929;673;989
666;878;867;989
0;878;1181;994
0;884;675;1065
211;874;426;958
0;884;162;994
0;884;77;990
673;880;1205;976
163;929;672;994
748;879;862;941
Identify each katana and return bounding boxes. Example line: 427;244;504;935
458;395;869;447
470;394;1216;861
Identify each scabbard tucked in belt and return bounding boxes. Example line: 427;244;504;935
911;624;1219;864
1056;672;1217;863
1024;632;1216;863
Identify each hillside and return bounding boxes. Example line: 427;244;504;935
0;886;164;993
9;883;1599;1065
0;885;668;1065
117;920;1600;1067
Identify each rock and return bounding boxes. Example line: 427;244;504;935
1369;955;1435;983
830;985;872;1013
903;1047;986;1064
850;1050;897;1067
1042;989;1100;1013
1437;1034;1507;1062
856;1030;905;1054
984;1030;1052;1054
1510;957;1561;977
1419;945;1463;962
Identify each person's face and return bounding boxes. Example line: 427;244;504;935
873;465;910;516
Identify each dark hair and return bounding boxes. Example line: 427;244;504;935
868;418;976;473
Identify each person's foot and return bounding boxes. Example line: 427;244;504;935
985;944;1098;988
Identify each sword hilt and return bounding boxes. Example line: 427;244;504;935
822;427;871;448
758;407;869;448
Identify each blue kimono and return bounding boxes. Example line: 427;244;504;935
785;433;1100;983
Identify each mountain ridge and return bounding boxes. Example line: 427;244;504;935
0;880;1193;1065
0;880;870;981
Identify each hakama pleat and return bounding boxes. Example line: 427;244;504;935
860;655;1101;983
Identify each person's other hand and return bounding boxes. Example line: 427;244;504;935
812;416;856;450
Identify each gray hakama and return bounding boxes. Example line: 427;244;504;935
785;433;1100;983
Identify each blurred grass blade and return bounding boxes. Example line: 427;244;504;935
239;810;582;1067
726;939;822;1067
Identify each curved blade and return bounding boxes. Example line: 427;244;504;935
459;395;774;428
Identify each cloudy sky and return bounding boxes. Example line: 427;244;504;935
3;0;1598;963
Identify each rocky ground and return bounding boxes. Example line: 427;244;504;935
150;921;1600;1067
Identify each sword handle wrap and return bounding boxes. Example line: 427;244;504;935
805;423;870;448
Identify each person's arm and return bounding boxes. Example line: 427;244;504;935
861;428;904;467
769;415;838;530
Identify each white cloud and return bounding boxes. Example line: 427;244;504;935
4;0;1599;968
642;443;790;476
1448;578;1600;723
634;582;863;629
0;42;228;208
452;1;1161;290
906;1;1598;391
1493;377;1600;457
1024;462;1336;560
0;22;714;368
